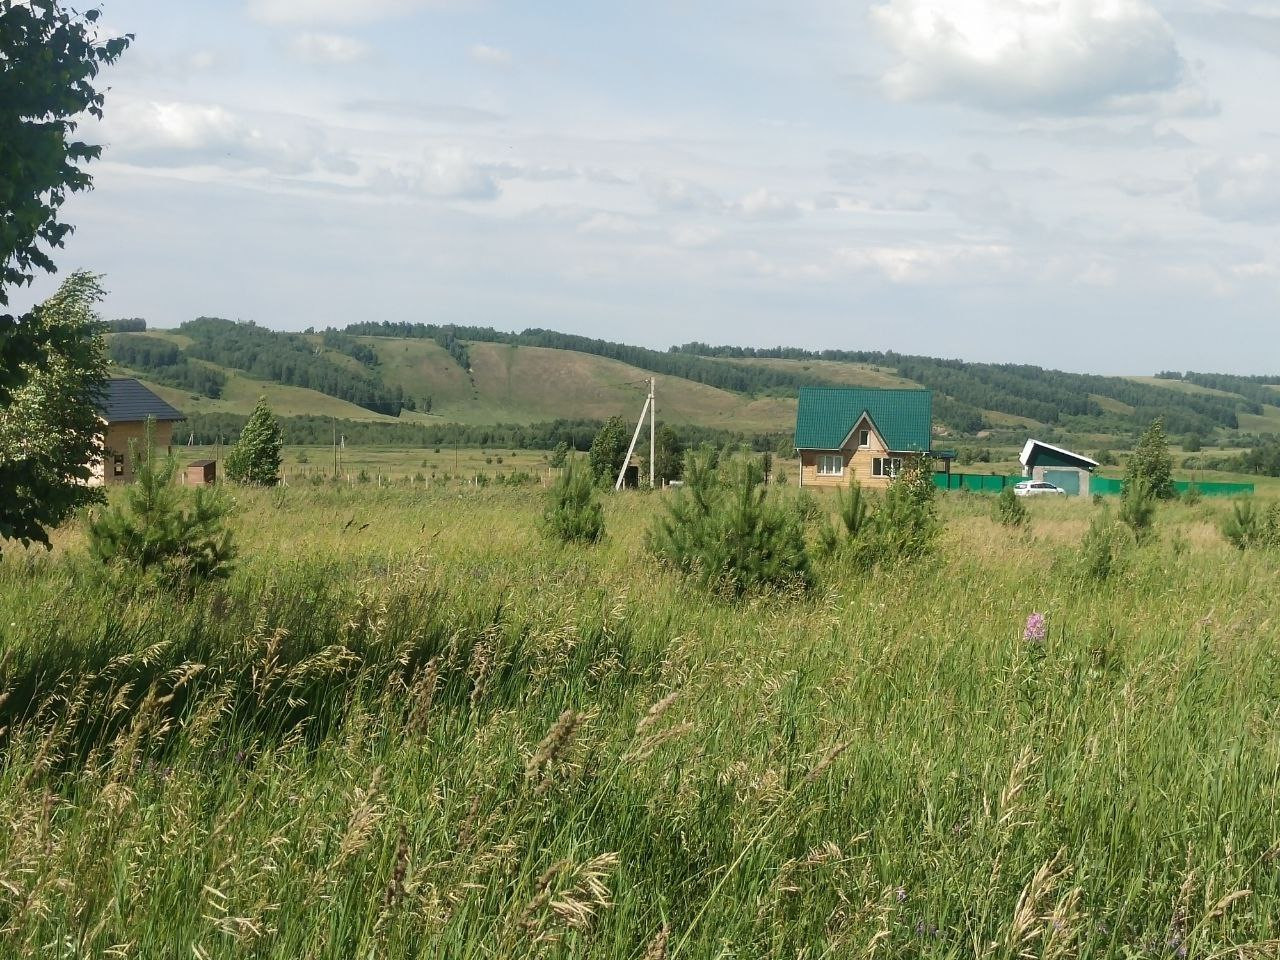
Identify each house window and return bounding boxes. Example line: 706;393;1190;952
112;454;125;477
872;456;902;478
817;454;844;476
859;429;869;448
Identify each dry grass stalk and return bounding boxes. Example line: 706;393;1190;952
383;823;410;909
406;657;440;734
524;709;582;787
1001;850;1082;960
519;852;620;943
642;923;670;960
635;690;681;736
805;741;851;783
337;766;385;864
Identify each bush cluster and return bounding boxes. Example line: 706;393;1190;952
648;453;810;595
818;457;941;568
1221;500;1280;550
543;464;605;544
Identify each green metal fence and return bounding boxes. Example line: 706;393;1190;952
934;472;1254;497
932;472;1024;493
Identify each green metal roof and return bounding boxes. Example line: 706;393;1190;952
794;387;933;452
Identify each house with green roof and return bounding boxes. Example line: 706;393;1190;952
793;386;934;489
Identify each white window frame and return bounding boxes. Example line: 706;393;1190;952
859;429;870;448
816;454;844;476
873;456;903;478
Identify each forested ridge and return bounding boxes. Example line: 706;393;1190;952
180;317;406;415
108;334;227;398
105;319;1279;439
339;323;1267;435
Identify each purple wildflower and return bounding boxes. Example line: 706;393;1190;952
1024;612;1047;644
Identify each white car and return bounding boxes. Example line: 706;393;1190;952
1013;480;1067;497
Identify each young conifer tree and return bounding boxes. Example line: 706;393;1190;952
88;421;236;587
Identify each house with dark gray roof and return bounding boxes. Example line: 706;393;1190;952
793;386;935;489
90;378;184;485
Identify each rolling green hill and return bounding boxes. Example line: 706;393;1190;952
105;320;1280;447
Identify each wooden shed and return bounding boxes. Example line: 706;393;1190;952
184;459;217;486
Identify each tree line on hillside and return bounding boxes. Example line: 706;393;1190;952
1157;371;1280;408
180;411;787;456
108;334;228;397
334;323;1257;437
335;321;472;372
319;330;379;367
102;318;1266;441
176;318;409;414
337;322;836;397
673;343;1251;435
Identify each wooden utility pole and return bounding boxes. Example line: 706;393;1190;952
616;377;656;491
648;378;655;489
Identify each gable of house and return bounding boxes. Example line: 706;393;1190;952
794;387;932;452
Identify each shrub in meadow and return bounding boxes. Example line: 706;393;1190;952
649;452;811;595
88;423;236;588
994;485;1028;527
1221;500;1280;550
870;455;939;562
817;480;874;562
543;463;605;544
1118;475;1158;544
1078;506;1127;582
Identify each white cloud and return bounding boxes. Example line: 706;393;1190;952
412;147;501;199
578;212;643;236
734;188;802;220
1195;154;1280;223
644;176;724;213
289;32;369;63
247;0;453;24
101;99;356;176
870;0;1187;114
469;43;511;67
670;224;722;247
837;242;1014;283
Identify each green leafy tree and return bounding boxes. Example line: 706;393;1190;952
643;424;684;486
225;397;283;486
548;441;570;469
588;415;628;484
542;462;605;544
1183;433;1202;453
88;421;236;587
1;2;130;395
1124;418;1176;500
0;272;107;551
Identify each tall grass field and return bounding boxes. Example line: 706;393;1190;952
1;484;1278;957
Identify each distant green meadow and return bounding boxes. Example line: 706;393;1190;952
1;485;1278;957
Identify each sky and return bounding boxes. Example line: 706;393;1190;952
19;0;1280;373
